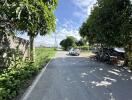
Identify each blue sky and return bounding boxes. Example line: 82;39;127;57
18;0;97;47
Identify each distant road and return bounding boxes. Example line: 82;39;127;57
21;51;132;100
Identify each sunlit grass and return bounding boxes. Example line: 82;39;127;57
35;47;56;67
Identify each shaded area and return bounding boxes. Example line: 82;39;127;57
21;51;132;100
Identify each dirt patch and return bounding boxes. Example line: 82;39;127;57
80;51;95;58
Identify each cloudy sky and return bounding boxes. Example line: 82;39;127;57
18;0;97;47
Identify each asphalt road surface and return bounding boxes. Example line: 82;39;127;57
21;51;132;100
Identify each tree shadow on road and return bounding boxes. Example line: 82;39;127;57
53;55;132;100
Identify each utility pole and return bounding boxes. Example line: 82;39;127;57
54;32;58;49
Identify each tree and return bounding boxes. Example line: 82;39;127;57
79;21;96;46
76;39;85;46
0;0;58;62
60;36;77;50
0;0;16;34
80;0;132;67
60;39;67;50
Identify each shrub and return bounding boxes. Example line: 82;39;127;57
0;48;55;100
75;45;89;51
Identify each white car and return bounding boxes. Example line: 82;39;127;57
69;48;80;56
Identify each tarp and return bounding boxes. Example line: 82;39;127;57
114;48;125;53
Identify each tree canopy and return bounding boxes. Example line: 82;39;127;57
60;36;77;50
76;39;85;46
0;0;58;61
79;22;96;45
79;0;132;67
0;0;58;35
80;0;132;47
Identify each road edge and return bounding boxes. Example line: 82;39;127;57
20;58;54;100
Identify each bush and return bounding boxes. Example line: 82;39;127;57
80;46;89;50
0;48;55;100
75;45;89;51
0;60;35;100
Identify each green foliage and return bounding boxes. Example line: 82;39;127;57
86;0;131;47
75;45;89;51
0;0;58;35
35;48;56;67
60;36;77;50
0;0;58;61
0;48;55;100
76;39;85;46
80;0;132;67
0;57;33;100
6;47;23;68
80;46;89;51
79;22;96;45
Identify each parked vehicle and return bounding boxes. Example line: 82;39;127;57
95;48;125;66
69;48;80;56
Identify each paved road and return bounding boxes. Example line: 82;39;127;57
21;51;132;100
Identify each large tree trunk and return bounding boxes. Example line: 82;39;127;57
125;44;132;68
29;35;35;62
127;44;132;68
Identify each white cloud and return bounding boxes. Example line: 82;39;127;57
56;20;81;43
17;1;97;47
73;0;97;19
56;27;80;40
34;20;81;47
73;11;85;18
17;20;81;47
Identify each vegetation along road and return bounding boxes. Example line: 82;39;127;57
21;51;132;100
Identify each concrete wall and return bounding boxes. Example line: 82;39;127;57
7;34;29;58
0;33;29;67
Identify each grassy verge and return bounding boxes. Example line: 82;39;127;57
35;47;56;67
0;48;56;100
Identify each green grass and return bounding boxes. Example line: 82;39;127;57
35;48;56;68
30;47;56;78
0;48;56;100
35;48;55;65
